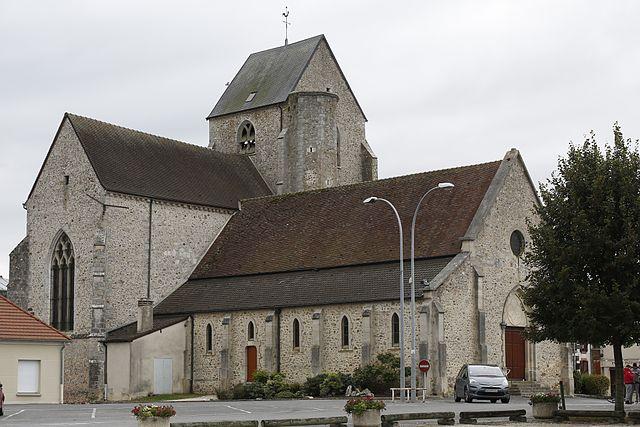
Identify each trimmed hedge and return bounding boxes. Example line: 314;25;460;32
581;374;610;396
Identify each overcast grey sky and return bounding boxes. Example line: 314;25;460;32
1;0;639;278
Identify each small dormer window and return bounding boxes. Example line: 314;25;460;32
245;92;256;103
237;121;256;154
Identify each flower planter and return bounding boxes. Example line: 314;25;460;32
532;401;558;419
352;409;381;427
137;417;171;427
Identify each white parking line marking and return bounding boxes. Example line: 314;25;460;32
225;404;252;413
5;409;25;419
91;408;96;419
312;407;324;411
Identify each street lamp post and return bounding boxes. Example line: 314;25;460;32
409;182;454;401
363;196;406;402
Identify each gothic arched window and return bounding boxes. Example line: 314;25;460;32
237;121;256;154
341;316;350;348
391;313;400;347
51;232;74;331
247;321;255;341
292;318;300;349
206;324;213;352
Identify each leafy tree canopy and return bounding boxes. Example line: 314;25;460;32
523;124;640;348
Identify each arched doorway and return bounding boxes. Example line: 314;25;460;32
502;290;530;381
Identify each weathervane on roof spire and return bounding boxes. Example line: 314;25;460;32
282;6;291;46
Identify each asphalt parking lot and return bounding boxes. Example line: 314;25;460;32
0;396;629;426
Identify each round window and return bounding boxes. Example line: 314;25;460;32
510;230;525;257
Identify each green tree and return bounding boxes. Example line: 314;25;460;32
522;124;640;411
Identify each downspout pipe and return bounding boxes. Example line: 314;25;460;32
190;315;195;394
60;343;65;404
276;308;282;372
102;341;108;401
147;199;153;299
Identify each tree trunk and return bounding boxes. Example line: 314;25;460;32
613;342;625;412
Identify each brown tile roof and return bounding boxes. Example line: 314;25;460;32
105;314;189;343
190;160;502;279
155;258;453;316
28;113;273;209
0;296;69;342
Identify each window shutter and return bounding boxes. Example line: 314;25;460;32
18;360;40;393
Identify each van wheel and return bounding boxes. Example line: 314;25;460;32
490;399;497;403
455;395;461;402
501;397;510;403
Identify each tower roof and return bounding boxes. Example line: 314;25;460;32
208;35;324;119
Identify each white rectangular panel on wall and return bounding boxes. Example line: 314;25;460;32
17;360;40;393
153;358;172;395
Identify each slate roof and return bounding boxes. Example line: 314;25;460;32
160;258;453;316
0;295;70;342
105;314;189;343
191;160;502;279
207;35;324;119
207;35;366;121
28;114;272;209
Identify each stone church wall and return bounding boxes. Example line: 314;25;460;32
101;194;231;330
465;156;566;389
434;258;479;392
192;300;416;393
19;118;106;332
14;117;235;401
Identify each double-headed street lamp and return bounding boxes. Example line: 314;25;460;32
364;182;454;403
409;182;454;401
362;196;406;401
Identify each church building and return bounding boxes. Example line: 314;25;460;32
8;35;571;402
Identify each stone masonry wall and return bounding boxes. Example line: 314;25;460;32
22;118;106;332
192;301;415;392
295;39;372;185
8;237;30;309
102;193;231;330
467;155;565;388
208;106;281;192
434;259;479;391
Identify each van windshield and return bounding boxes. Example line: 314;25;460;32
468;366;505;377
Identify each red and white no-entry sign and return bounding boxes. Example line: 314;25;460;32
419;359;431;373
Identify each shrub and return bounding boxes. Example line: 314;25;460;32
344;396;386;415
215;387;234;400
573;370;583;394
581;374;610;396
303;373;328;396
288;382;302;395
320;373;344;397
352;352;400;395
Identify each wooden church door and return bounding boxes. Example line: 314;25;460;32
246;346;257;382
505;327;526;380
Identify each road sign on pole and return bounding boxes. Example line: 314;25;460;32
419;359;430;373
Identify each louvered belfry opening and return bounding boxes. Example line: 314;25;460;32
51;232;75;331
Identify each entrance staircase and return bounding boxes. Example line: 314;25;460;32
509;381;551;397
